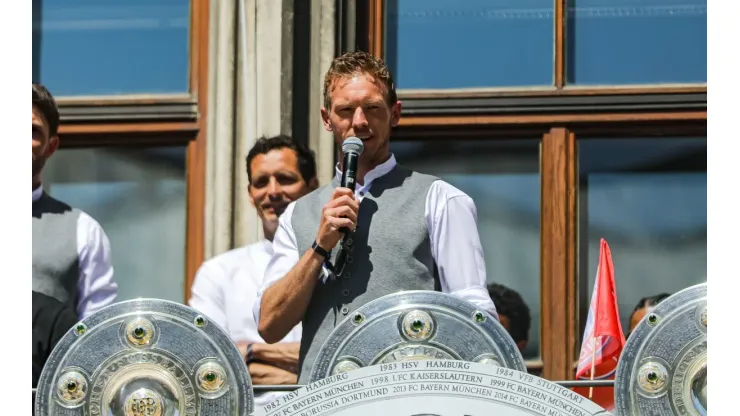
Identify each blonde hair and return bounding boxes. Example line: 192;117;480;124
323;51;397;109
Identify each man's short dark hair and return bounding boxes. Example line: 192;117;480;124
487;283;531;344
246;135;317;184
632;293;671;314
32;84;60;137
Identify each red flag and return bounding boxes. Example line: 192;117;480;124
573;238;625;410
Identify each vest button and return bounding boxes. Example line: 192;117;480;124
346;238;353;246
343;272;351;279
346;255;353;264
341;306;349;315
342;289;350;296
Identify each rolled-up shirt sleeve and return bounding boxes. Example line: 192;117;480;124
253;202;301;326
426;181;498;320
76;212;118;319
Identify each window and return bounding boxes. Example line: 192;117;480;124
33;0;209;305
33;0;191;95
566;0;707;85
391;139;542;361
354;0;706;381
385;0;554;89
578;138;707;337
42;147;188;303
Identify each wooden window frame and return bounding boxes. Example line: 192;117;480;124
351;0;708;380
51;0;210;303
356;0;706;120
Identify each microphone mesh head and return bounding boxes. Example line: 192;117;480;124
342;137;364;155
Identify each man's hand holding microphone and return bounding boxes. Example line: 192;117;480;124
314;137;364;254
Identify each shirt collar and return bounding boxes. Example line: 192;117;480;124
32;185;43;202
333;153;397;189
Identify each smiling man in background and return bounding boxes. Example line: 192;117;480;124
189;134;317;407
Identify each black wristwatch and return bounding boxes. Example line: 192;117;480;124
245;344;255;364
312;240;331;260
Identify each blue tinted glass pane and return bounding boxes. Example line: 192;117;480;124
386;0;554;89
578;138;706;337
391;140;542;361
567;0;707;85
43;147;188;303
33;0;190;96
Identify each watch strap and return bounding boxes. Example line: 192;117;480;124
312;240;331;259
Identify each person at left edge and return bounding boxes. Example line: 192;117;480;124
32;84;118;382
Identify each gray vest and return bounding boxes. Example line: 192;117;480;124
291;165;441;383
32;192;81;309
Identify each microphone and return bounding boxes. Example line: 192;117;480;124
340;137;364;191
332;138;364;274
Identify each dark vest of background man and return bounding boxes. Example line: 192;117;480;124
32;292;79;387
32;84;118;386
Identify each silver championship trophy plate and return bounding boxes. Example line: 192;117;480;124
614;283;707;416
257;360;610;416
35;298;254;415
310;290;527;381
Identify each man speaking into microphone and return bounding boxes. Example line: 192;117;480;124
254;51;497;383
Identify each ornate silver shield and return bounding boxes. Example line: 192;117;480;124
34;298;253;415
614;283;707;416
258;360;610;416
310;290;527;381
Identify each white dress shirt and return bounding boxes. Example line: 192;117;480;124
189;240;301;408
253;154;498;327
189;239;302;343
33;186;118;319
